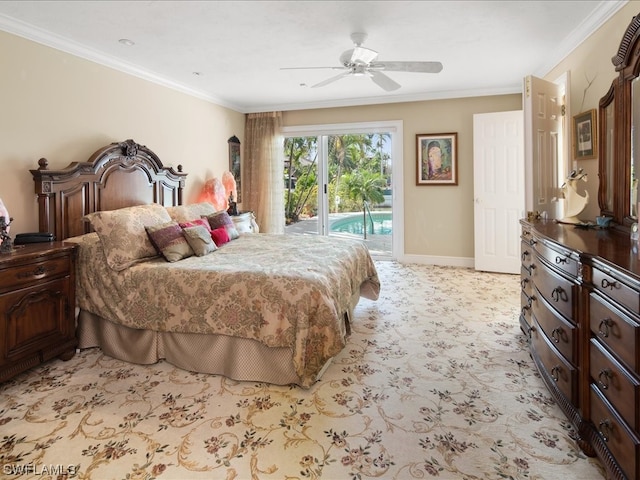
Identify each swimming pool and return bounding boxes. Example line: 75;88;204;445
330;212;392;235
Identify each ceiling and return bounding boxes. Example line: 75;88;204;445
0;1;627;113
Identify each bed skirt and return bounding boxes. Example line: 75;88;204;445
76;289;360;387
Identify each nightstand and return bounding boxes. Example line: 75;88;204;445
0;242;77;382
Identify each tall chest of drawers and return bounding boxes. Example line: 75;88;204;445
520;219;640;480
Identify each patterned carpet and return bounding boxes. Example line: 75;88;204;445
0;261;606;479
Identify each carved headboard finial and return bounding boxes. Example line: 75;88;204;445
118;139;140;158
37;158;49;170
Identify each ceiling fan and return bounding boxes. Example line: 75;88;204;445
282;32;443;92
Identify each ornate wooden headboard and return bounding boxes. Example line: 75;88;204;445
31;139;187;240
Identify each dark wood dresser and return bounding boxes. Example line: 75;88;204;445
521;219;640;480
0;242;77;382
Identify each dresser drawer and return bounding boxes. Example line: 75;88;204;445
590;292;640;372
531;289;576;363
592;266;640;316
531;258;576;321
591;339;640;429
531;318;577;405
533;238;578;278
0;255;71;292
590;385;639;480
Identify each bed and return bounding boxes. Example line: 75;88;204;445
30;139;380;387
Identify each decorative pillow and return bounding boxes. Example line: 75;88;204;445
83;204;172;271
166;202;217;223
182;224;217;256
146;221;194;262
179;218;211;232
203;211;239;240
211;226;230;247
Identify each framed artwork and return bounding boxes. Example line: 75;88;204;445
572;109;597;160
228;135;241;202
416;132;458;185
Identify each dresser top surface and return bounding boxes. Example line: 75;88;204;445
523;219;640;280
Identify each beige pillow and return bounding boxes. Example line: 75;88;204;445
166;202;217;223
83;203;172;271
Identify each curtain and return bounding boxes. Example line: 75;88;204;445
244;111;284;233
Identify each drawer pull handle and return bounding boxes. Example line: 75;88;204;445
521;278;529;289
598;419;612;442
550;365;561;382
598;369;613;390
601;278;619;290
551;287;566;302
521;251;530;261
598;318;613;338
521;305;530;316
529;239;537;246
551;327;563;344
16;265;49;279
555;255;569;265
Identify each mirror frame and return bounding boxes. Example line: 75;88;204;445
598;13;640;229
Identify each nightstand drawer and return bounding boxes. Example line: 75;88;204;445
0;255;71;292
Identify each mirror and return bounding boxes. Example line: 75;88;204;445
598;13;640;228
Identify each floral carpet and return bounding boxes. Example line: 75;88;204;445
0;262;605;479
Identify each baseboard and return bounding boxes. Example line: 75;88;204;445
398;254;474;268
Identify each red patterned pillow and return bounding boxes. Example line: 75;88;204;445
211;226;230;247
146;221;194;262
203;211;239;240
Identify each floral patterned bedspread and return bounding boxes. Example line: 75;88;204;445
68;233;380;386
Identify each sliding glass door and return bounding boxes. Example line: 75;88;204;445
283;130;394;257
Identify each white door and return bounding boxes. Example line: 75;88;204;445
523;75;565;219
473;110;525;274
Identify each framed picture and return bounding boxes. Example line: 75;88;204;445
416;133;458;185
228;135;242;202
572;109;597;160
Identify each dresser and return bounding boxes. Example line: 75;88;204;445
0;242;77;382
521;219;640;480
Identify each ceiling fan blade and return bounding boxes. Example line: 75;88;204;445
375;61;443;73
311;71;350;88
370;71;401;92
280;66;346;70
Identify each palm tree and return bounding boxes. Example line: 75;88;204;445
340;170;386;238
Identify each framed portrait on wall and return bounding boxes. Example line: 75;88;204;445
228;135;241;202
416;132;458;185
572;109;597;160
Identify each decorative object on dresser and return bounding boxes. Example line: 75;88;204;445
0;215;13;254
0;242;77;382
559;168;589;225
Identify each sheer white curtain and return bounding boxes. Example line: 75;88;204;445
244;111;285;233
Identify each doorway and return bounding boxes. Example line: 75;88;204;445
282;121;403;259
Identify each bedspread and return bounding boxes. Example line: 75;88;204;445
68;233;380;386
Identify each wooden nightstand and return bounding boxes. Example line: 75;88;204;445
0;242;77;382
